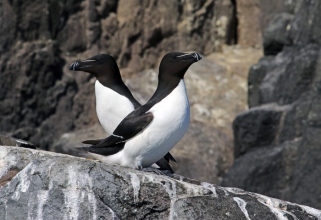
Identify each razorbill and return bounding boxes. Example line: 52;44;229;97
81;52;202;169
69;54;176;171
69;54;140;134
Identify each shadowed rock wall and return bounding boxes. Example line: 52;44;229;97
222;0;321;209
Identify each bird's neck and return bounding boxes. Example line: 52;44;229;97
97;78;141;109
148;75;183;106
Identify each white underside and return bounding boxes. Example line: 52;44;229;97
90;79;190;169
95;80;135;134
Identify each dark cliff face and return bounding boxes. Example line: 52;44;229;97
222;0;321;209
0;0;235;150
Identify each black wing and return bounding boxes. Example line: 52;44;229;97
82;142;125;156
82;139;101;145
164;152;177;163
84;111;154;148
155;158;174;174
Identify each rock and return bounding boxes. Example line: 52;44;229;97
236;0;301;47
223;0;321;209
233;103;290;157
0;41;79;150
258;0;301;31
235;0;262;46
263;13;294;55
0;135;36;149
1;145;320;220
248;43;318;108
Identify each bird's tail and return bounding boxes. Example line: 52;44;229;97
82;139;101;145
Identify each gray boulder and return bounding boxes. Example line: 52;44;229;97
1;145;320;220
223;0;321;209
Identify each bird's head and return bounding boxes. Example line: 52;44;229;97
159;52;202;79
69;54;121;84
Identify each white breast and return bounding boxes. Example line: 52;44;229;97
121;79;190;168
95;80;135;134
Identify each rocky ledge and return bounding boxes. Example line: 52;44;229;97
0;146;320;220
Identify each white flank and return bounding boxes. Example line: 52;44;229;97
123;79;189;168
95;80;135;134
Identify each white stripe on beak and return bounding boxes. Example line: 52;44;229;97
176;54;190;58
81;59;96;62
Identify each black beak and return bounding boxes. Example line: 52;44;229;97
191;52;202;61
69;59;97;71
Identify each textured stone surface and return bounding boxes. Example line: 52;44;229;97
236;0;301;47
235;0;262;46
233;103;290;157
1;146;321;220
223;0;321;209
263;13;294;55
0;135;36;150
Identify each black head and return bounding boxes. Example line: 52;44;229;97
159;52;202;79
69;54;141;108
69;54;122;85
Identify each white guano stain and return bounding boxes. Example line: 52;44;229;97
36;190;49;220
106;205;117;219
85;172;97;220
168;200;178;220
64;167;80;220
201;182;218;197
129;173;141;203
162;178;177;200
256;194;298;220
233;197;251;220
11;163;35;200
300;205;321;219
222;187;321;220
63;166;99;220
0;147;16;179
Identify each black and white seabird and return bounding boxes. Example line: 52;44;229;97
69;54;176;171
69;54;140;134
81;52;202;169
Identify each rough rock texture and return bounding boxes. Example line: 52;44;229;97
1;146;321;220
0;0;236;151
222;0;321;209
236;0;301;47
0;135;36;150
235;0;262;46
